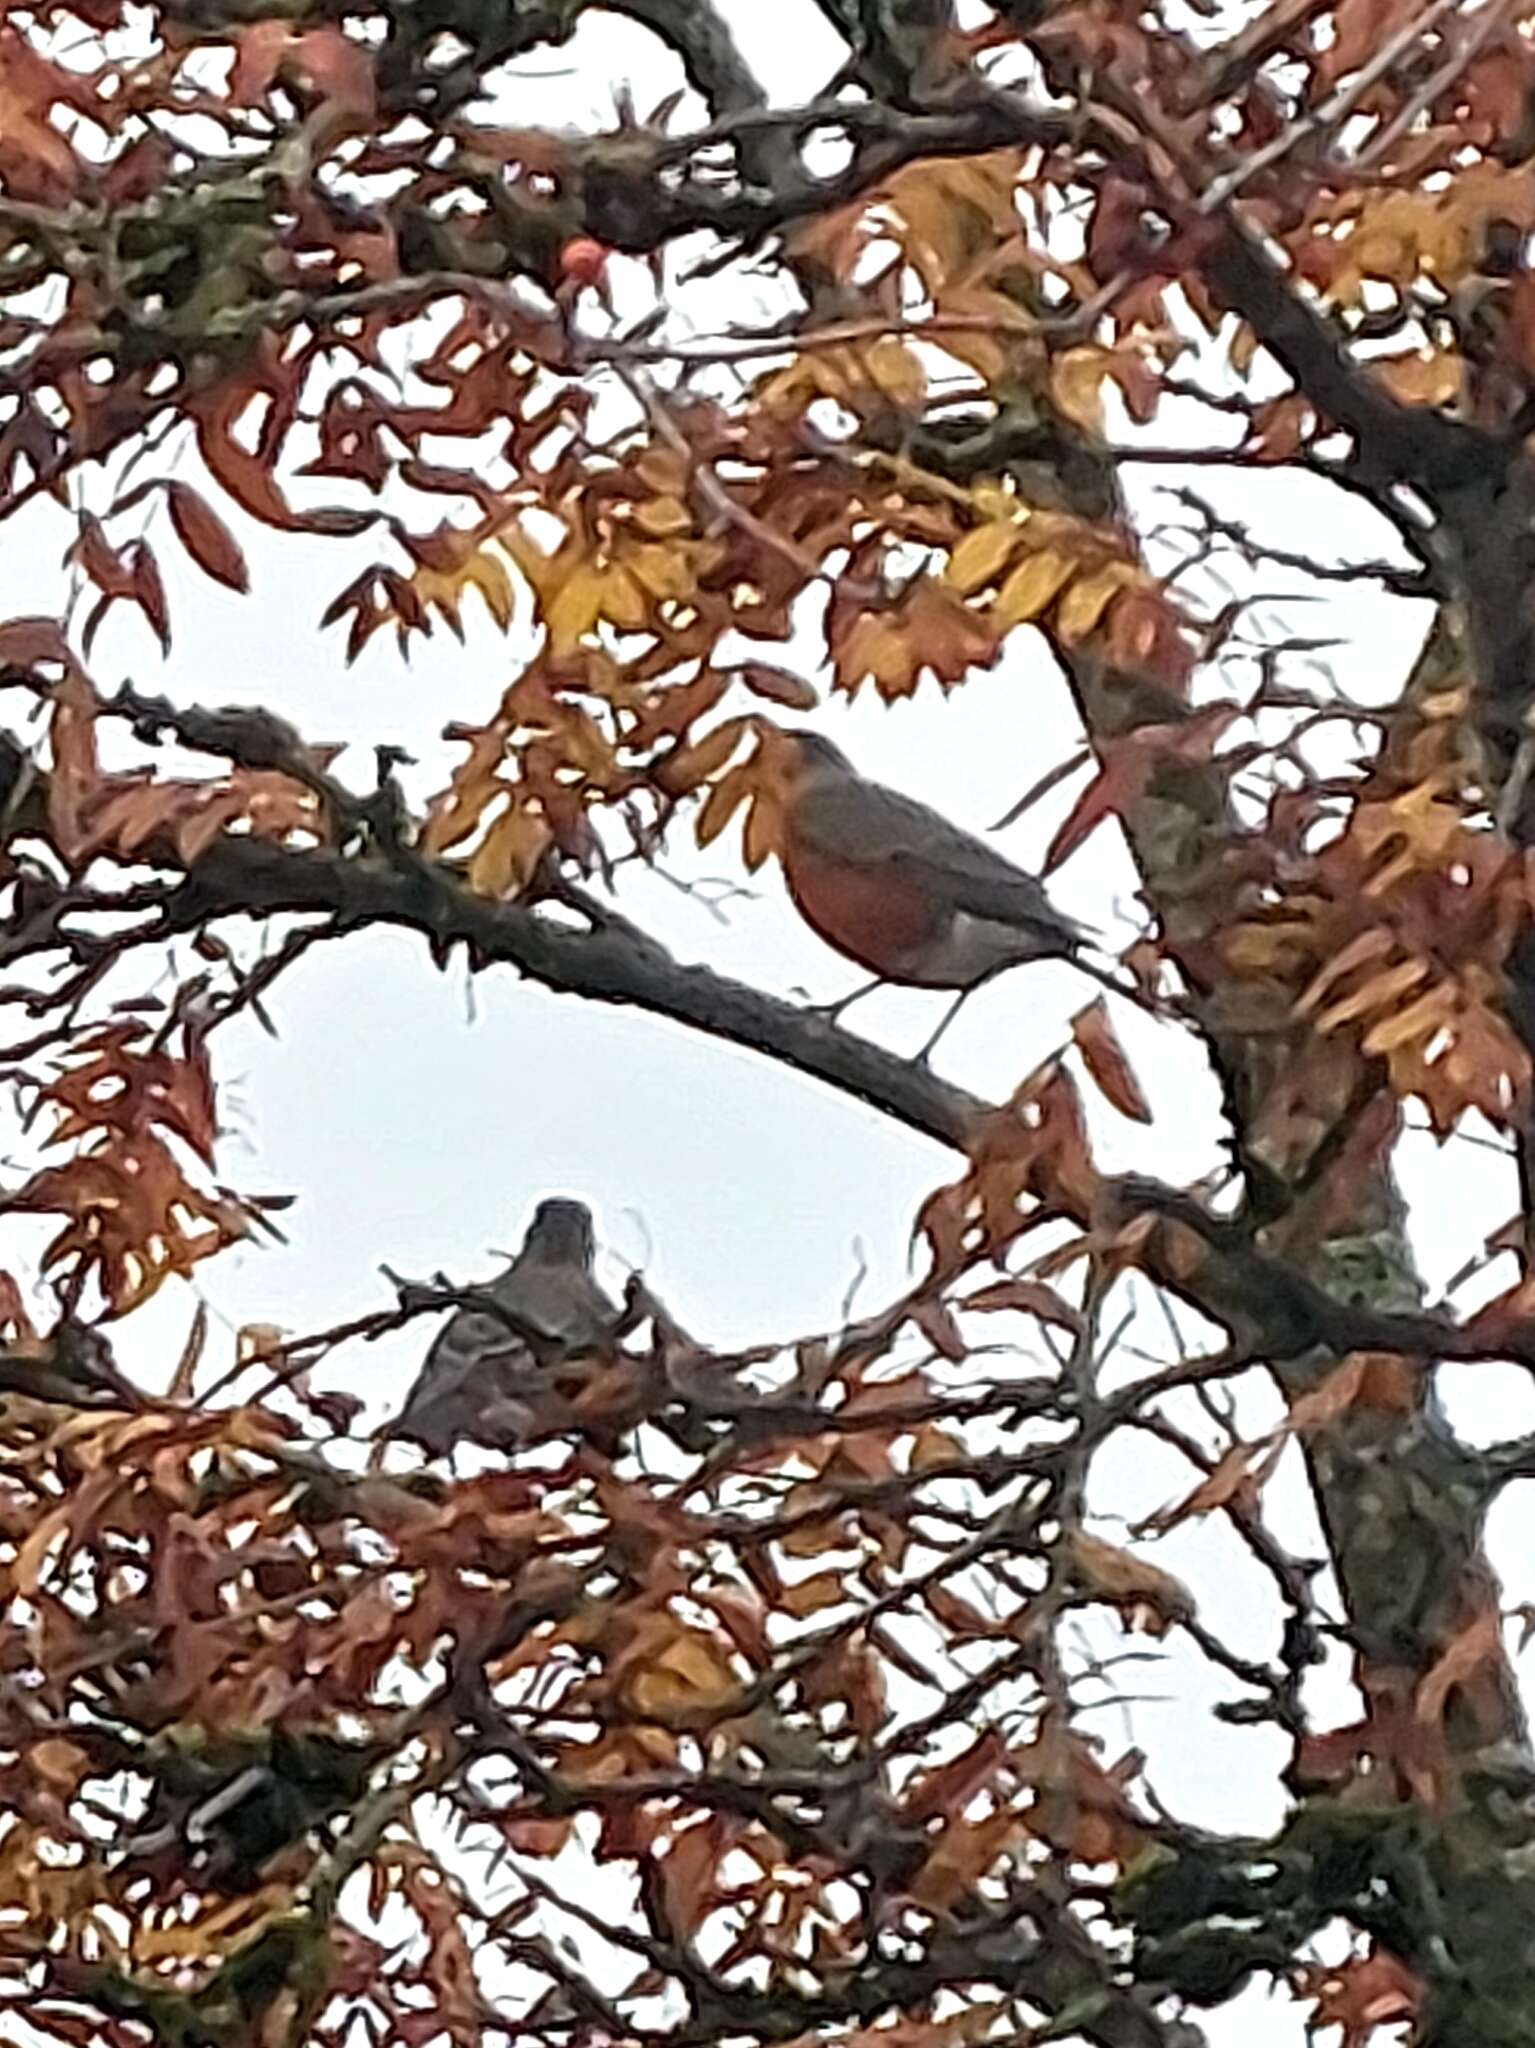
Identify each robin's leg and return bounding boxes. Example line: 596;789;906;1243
803;974;886;1024
912;986;974;1065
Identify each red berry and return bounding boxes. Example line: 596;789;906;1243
558;236;609;288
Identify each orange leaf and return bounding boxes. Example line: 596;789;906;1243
780;1572;848;1617
742;788;784;870
1415;1605;1503;1734
47;669;101;862
696;761;757;848
1138;1439;1279;1535
656;718;748;798
1295;1946;1420;2048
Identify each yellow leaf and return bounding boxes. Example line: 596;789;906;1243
1361;981;1459;1056
971;482;1016;521
946;520;1022;596
543;561;606;653
463;550;514;630
1054;562;1135;644
626;542;704;603
1051;347;1109;433
468;805;551;899
626;1629;737;1718
834;612;918;697
635;447;690;496
1294;926;1397;1016
993;548;1074;626
599;564;650;633
1374;351;1463;410
633;495;692;538
499;519;572;602
862;337;926;405
1229;322;1261;376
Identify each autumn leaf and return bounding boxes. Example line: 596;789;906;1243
1054;563;1135;644
167;483;252;592
622;1620;739;1721
656;717;750;797
735;661;819;711
961;1276;1083;1331
1294;1947;1420;2048
1068;1532;1194;1635
696;760;758;847
946;520;1021;595
994;548;1075;628
1138;1439;1280;1535
1071;998;1152;1122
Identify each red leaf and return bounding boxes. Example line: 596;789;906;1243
129;541;170;649
0;616;73;672
1071;998;1152;1123
69;514;134;599
1044;753;1149;873
167;483;251;593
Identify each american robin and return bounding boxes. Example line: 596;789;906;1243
387;1197;620;1457
778;730;1091;1057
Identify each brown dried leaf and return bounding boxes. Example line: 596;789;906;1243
656;717;749;797
960;1277;1082;1331
167;483;252;593
910;1295;967;1361
1068;1531;1193;1635
736;662;819;711
1071;998;1152;1122
696;761;758;848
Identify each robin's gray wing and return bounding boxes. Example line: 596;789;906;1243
801;777;1086;947
391;1291;534;1454
391;1252;620;1454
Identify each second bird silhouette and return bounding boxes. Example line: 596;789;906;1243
387;1196;620;1457
777;730;1092;1060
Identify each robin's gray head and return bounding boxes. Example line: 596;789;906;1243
782;730;853;774
523;1198;595;1265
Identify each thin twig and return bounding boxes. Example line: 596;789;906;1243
1196;0;1469;214
1344;0;1514;170
613;359;885;603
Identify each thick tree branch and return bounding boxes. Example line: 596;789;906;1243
71;831;1529;1387
1203;224;1498;495
171;836;987;1148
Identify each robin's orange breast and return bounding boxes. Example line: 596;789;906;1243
781;838;950;984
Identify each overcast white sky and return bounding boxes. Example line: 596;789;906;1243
6;6;1535;2042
